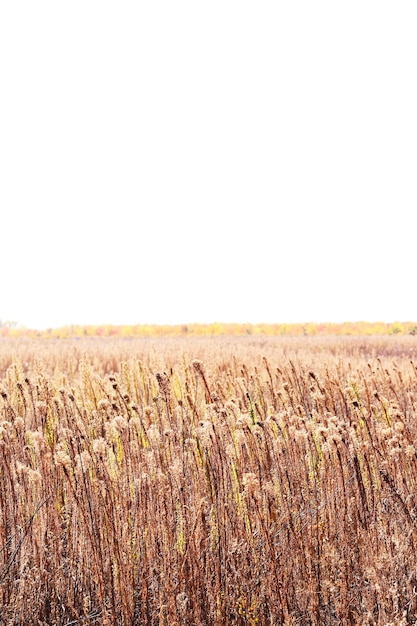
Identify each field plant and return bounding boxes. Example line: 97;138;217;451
0;335;417;624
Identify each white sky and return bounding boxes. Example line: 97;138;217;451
1;1;416;329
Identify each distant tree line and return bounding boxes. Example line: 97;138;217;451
0;319;17;328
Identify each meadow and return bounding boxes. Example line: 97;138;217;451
1;334;417;624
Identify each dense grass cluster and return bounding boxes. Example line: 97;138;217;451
1;335;417;624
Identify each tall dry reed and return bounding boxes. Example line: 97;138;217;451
0;335;416;624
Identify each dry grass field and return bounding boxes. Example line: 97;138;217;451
1;334;417;625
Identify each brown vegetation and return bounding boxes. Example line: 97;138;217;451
1;335;417;624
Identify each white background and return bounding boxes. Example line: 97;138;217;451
1;1;416;328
